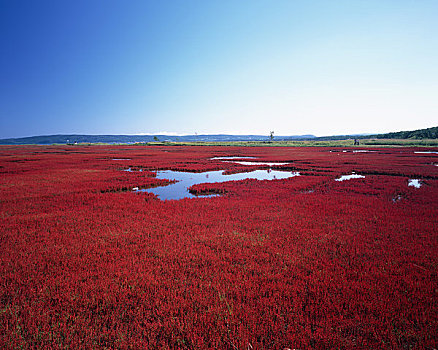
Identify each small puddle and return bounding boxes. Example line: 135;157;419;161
211;156;291;167
124;168;143;172
337;150;374;153
113;158;131;160
414;151;438;155
211;156;257;160
335;173;365;181
408;179;421;188
135;169;300;200
222;161;291;166
392;194;403;202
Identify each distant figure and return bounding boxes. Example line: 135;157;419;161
354;139;359;145
270;131;274;142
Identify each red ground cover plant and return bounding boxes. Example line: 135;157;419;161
0;145;437;349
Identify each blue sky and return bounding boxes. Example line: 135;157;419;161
1;0;437;138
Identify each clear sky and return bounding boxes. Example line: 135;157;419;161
1;0;437;138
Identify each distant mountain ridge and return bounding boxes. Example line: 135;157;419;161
368;126;438;140
0;126;436;145
0;133;316;145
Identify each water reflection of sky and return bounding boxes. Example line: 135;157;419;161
408;179;421;188
335;173;365;181
136;169;300;200
210;156;290;166
210;156;256;160
222;161;290;166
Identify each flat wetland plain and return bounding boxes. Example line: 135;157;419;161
1;145;437;349
145;138;438;147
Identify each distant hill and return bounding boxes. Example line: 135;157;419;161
369;126;438;139
0;133;316;145
299;126;438;141
0;126;436;145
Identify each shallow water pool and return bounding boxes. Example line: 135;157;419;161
135;169;300;200
335;173;366;181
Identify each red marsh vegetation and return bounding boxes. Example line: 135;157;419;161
0;145;437;349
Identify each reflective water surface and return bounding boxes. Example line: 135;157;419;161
332;150;375;153
135;169;300;200
408;179;422;188
124;168;143;172
211;156;290;166
335;173;366;181
211;156;257;160
222;161;291;166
